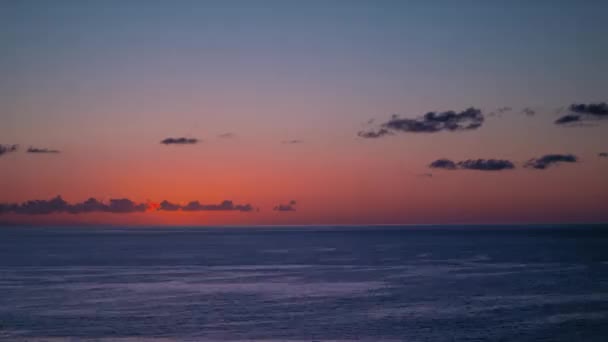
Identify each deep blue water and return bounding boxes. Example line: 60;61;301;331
1;225;607;341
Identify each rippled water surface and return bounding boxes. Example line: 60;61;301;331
1;225;607;341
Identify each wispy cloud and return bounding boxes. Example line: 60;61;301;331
599;152;608;158
522;107;536;116
282;140;303;144
429;158;515;171
218;132;236;139
160;137;199;145
27;147;60;154
359;107;484;138
0;144;18;156
524;154;578;169
274;200;297;212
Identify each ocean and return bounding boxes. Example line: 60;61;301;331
1;225;607;341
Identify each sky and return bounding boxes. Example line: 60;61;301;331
1;0;607;226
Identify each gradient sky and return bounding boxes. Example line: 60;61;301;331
1;0;607;225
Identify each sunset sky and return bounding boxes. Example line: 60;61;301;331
1;0;607;226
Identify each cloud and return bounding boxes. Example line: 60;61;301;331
159;200;181;211
555;102;608;125
357;128;392;139
522;108;536;116
417;173;433;178
555;115;581;125
599;152;608;158
497;107;512;114
429;158;515;171
181;200;253;212
0;144;18;156
160;137;199;145
274;200;297;212
429;159;457;170
218;132;235;139
359;107;484;138
27;147;60;154
0;196;254;215
524;154;578;169
282;140;303;144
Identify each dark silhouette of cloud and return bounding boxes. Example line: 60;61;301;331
522;108;536;116
27;147;60;154
417;173;433;178
555;102;608;125
282;140;303;144
429;159;457;170
218;133;235;139
359;108;484;138
0;144;18;156
105;199;147;213
524;154;578;169
429;158;515;171
570;103;608;116
555;114;582;125
0;197;254;215
599;152;608;158
161;137;199;145
274;200;297;212
357;128;392;139
181;200;253;212
159;200;181;211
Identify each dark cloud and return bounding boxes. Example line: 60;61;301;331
181;200;253;212
282;140;303;144
555;114;581;125
359;108;484;138
357;128;392;139
598;152;608;158
274;200;297;212
0;197;254;215
570;103;608;116
524;154;578;169
67;198;108;213
159;200;181;211
218;133;235;139
497;107;512;114
429;159;457;170
0;144;18;156
522;108;536;116
417;173;433;178
27;147;60;154
161;137;199;145
11;196;70;215
555;102;608;125
429;158;515;171
106;199;147;213
457;159;515;171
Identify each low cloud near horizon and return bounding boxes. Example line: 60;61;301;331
274;200;297;212
0;196;254;215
